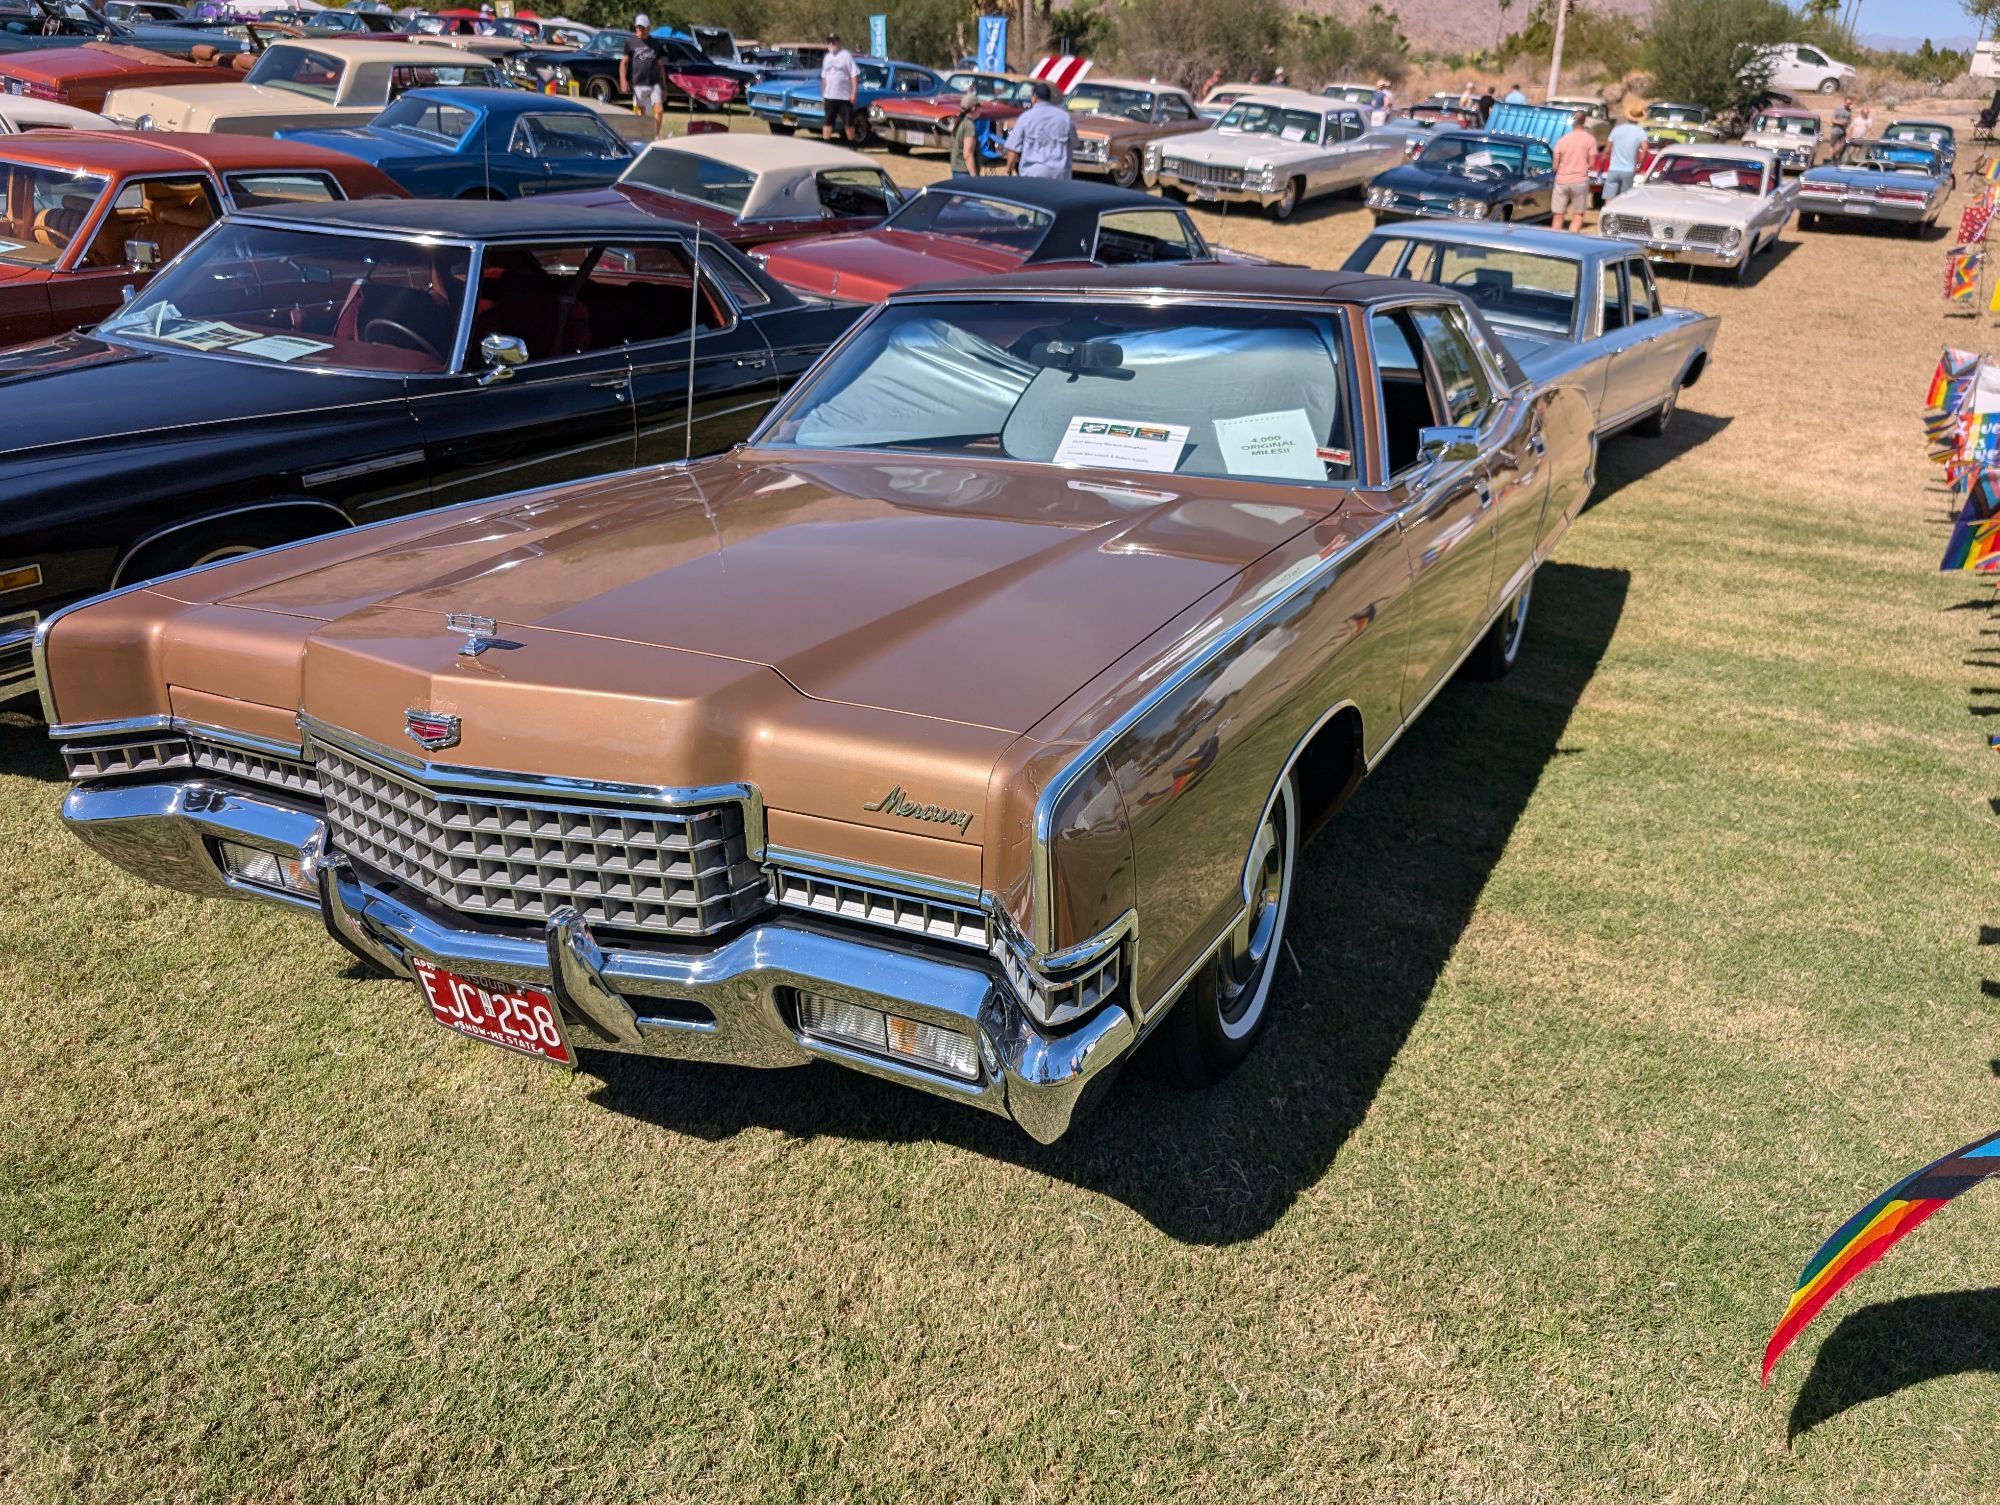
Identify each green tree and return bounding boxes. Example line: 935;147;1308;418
1643;0;1793;115
1289;5;1410;85
1110;0;1288;89
1500;0;1640;77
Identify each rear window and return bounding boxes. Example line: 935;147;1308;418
226;170;344;207
377;96;478;145
621;149;756;213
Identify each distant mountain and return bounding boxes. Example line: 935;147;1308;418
1861;30;1976;51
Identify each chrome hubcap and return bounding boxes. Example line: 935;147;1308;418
1501;581;1531;662
1218;807;1286;1032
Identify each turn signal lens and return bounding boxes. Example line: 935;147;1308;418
219;841;313;894
796;992;979;1081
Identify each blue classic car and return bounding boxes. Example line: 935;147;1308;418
1797;139;1950;234
1879;118;1957;180
1344;221;1719;441
746;56;943;143
277;88;631;199
1363;129;1557;223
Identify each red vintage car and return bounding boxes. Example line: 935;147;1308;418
0;42;253;113
758;176;1259;304
868;69;1032;159
538;134;906;249
0;132;403;345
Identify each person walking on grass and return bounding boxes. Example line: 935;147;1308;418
1830;95;1852;152
820;31;858;143
1004;79;1078;179
619;14;664;136
1552;108;1596;233
1604;102;1647;203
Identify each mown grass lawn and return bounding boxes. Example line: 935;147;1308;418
5;126;1999;1502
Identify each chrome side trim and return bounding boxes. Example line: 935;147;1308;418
47;713;177;742
301;450;427;488
1026;508;1400;951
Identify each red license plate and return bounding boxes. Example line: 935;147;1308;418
412;957;573;1067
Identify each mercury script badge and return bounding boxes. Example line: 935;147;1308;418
446;612;502;658
862;784;974;836
404;708;460;752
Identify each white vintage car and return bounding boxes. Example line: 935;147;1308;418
1146;89;1410;220
101;38;509;135
1596;143;1796;283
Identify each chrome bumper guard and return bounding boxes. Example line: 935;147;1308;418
61;778;1135;1143
0;610;38;703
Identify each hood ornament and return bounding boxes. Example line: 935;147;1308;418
446;612;508;658
404;708;460;752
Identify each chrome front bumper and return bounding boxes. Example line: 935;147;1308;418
1154;173;1275;206
1608;235;1742;268
60;778;1135;1143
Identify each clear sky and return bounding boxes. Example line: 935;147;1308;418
1858;0;1979;45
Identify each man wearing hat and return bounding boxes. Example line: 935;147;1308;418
619;14;665;133
1603;102;1648;204
1004;79;1078;179
820;31;858;143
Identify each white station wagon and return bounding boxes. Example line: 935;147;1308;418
1146;89;1409;221
1597;143;1796;282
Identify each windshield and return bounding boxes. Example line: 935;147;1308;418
761;299;1357;486
1416;136;1524;177
1647;104;1702;124
884;189;1053;251
1647;153;1764;192
1836;142;1940;173
1217;102;1324;143
0;161;106;267
620;148;755;212
98;222;470;375
375;94;477;144
1323;85;1374;103
1066;84;1153;121
1884;123;1949;145
1378;241;1580;335
1752;113;1815;135
243;45;348;100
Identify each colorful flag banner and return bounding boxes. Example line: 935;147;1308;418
1948;247;1983;302
1927;348;1982;408
1959;190;1996;245
1763;1130;2000;1384
1942;513;2000;570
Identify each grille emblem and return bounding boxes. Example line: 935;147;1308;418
404;708;460;751
446;612;502;657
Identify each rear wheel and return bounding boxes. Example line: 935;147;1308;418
1467;574;1533;680
1157;777;1295;1087
1109;149;1140;189
117;514;328;587
769;122;795;136
584;75;615;102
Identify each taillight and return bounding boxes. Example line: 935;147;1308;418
1878;187;1927;202
2;78;60;101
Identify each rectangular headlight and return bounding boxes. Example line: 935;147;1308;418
796;991;979;1081
219;841;314;895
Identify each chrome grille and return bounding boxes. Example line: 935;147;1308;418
188;736;320;799
774;867;988;948
1600;212;1650;237
1686;223;1729;246
62;735;189;781
999;938;1124;1029
1163;158;1244;188
316;744;766;938
1075;137;1107;162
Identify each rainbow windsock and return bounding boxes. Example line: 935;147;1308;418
1763;1131;2000;1384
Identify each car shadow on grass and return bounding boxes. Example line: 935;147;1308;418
1785;1286;2000;1442
0;709;65;781
1586;411;1733;511
588;559;1631;1244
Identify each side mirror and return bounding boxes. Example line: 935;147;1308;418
1418;424;1480;465
124;238;158;270
477;332;528;384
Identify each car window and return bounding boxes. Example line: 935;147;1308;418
1627;259;1656;320
1161;93;1196;121
1527;142;1554;173
1410;305;1490;427
1647;153;1762;193
855;62;888;89
1094;207;1202;265
1599;261;1626;333
623;148;755;213
1417;135;1526;177
816;167;897;219
1217;102;1324;143
226;170;343;207
883;188;1053;253
1356;238;1413;276
1399;245;1580;336
389;62;503;95
81;174;217;271
702;244;768;309
1371;307;1442;475
375;95;477;144
474;241;724;361
892;70;929;93
243;45;345;100
510;111;629;160
1797;46;1825;66
0;161;108;268
1065;84;1154;122
579;242;729;343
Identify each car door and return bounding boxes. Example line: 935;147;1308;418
1594;257;1655;428
46;171;222;334
1522;141;1555;219
614;238;779;468
1618;257;1687;408
1371;304;1497;716
408;241;637;508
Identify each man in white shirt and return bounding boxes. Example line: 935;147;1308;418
820;32;858;143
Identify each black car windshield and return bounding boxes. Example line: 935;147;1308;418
620;148;756;212
1066;84;1154;121
98;222;471;375
375;94;477;144
0;162;107;267
760;299;1358;488
1217;102;1325;143
1647;153;1765;192
885;188;1053;252
1836;142;1941;174
1416;136;1524;177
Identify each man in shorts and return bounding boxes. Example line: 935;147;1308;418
1552;109;1596;233
619;14;665;135
820;31;857;143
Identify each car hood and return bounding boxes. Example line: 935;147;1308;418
272;123;425;162
206;450;1339;736
1071;114;1153;141
1372;161;1513;198
1612;183;1760;223
102;81;319;125
1159;130;1315;167
758;229;1021;301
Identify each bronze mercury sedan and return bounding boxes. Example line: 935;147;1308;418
37;266;1596;1142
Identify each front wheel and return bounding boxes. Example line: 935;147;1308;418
1467;574;1532;680
1636;380;1679;438
1156;777;1296;1086
1268;176;1301;220
584;75;615;102
768;122;795;136
1818;76;1839;94
1108;149;1140;189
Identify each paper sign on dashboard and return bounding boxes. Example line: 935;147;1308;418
1214;408;1325;480
230;334;332;363
1708;170;1740;189
1053;416;1190;474
1280;125;1307;141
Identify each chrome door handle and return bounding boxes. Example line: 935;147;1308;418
735;356;770;368
589;377;629;389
